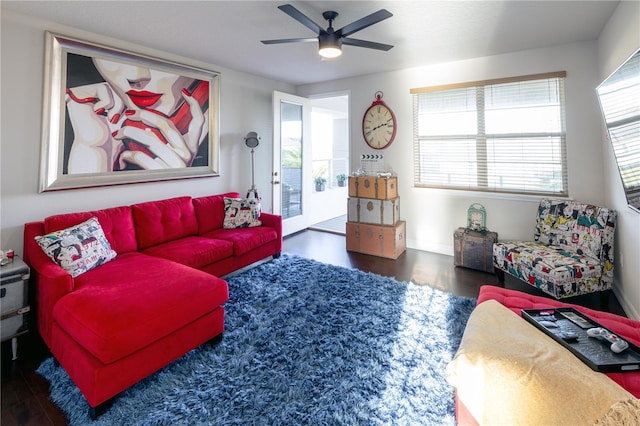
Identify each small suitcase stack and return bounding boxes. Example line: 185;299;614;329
346;176;406;259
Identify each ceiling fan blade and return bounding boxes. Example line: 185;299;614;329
278;4;324;35
342;38;394;51
337;9;393;38
261;38;317;45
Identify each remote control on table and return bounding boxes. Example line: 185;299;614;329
587;327;629;353
554;331;579;342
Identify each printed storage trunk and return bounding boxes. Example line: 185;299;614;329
348;176;397;200
347;197;400;226
346;221;406;259
453;227;498;273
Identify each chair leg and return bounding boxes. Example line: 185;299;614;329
600;290;611;311
495;268;505;284
208;333;223;346
89;398;113;420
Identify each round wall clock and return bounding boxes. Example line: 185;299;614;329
362;91;397;150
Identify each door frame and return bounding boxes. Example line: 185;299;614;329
272;91;311;236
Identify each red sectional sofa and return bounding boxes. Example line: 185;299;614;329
455;285;640;425
23;192;282;415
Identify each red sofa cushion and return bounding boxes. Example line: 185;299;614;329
141;236;233;269
132;196;198;250
44;205;137;254
477;285;640;398
204;226;279;256
193;192;240;234
53;252;228;364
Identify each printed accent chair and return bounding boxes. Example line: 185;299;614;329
493;199;616;301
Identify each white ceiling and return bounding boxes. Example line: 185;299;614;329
2;1;619;86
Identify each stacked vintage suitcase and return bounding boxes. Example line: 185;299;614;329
346;175;406;259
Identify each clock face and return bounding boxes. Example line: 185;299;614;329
469;211;483;230
362;103;397;149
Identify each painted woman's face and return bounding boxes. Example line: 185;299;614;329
93;58;196;116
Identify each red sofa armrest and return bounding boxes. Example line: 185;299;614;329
23;221;74;346
259;212;282;235
258;212;282;252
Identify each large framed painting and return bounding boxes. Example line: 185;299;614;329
40;32;220;192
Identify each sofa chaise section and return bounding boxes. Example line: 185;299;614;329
50;252;228;409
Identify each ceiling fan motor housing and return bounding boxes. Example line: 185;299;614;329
319;32;342;49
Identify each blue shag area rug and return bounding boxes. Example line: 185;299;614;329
37;254;476;425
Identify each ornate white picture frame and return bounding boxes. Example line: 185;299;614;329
40;32;220;192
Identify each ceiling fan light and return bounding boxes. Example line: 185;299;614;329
319;46;342;58
318;33;342;58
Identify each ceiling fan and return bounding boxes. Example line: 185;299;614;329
261;4;393;59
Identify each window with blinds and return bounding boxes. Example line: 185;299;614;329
411;72;568;196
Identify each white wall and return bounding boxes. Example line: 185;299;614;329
0;11;294;256
298;39;640;319
298;41;606;248
310;187;348;225
597;1;640;319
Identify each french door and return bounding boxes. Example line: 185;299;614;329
272;91;311;236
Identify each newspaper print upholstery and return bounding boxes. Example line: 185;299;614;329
493;199;616;299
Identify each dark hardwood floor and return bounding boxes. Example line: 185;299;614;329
1;229;626;425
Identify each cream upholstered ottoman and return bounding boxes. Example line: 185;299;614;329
475;285;640;399
447;296;640;425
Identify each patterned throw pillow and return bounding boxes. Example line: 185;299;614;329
223;197;262;229
35;217;117;277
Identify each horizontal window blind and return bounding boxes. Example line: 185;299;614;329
608;121;640;191
412;72;568;196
